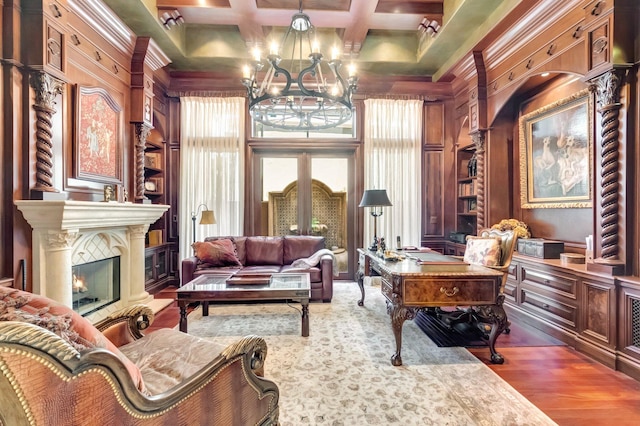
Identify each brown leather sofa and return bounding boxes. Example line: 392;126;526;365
0;286;279;425
182;235;334;302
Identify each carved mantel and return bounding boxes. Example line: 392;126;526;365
15;200;169;321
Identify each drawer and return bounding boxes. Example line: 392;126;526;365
503;279;518;304
520;286;577;330
403;278;498;306
521;265;577;299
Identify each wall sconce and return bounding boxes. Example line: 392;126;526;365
359;189;392;251
191;203;216;244
418;18;441;37
159;9;184;30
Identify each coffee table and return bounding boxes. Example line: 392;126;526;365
177;273;311;336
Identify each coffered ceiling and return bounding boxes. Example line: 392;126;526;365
103;0;520;84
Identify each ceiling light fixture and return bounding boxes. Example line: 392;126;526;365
418;18;440;37
159;9;184;30
241;0;358;131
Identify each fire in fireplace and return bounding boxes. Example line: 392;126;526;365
71;256;121;316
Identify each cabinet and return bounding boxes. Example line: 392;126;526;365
455;143;477;236
444;241;465;257
145;243;170;293
505;254;618;370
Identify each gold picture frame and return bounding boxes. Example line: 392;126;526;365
519;89;594;209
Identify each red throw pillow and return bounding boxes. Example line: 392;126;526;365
192;239;242;267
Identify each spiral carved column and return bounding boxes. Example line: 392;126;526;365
471;131;486;232
30;72;64;193
591;70;624;262
134;123;151;202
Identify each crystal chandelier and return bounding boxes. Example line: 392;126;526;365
241;2;358;131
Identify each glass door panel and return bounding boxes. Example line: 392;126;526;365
311;158;348;274
261;157;298;236
257;152;354;278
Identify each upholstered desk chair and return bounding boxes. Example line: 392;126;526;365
438;228;518;358
474;228;518;294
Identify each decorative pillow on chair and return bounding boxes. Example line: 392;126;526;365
463;236;502;267
192;239;242;267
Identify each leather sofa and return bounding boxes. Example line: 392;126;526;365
0;286;279;425
182;235;334;302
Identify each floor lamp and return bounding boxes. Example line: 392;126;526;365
191;203;216;244
359;189;392;251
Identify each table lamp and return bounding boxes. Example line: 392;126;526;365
191;203;216;244
359;189;392;251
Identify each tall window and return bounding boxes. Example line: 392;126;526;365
363;99;423;247
179;97;245;261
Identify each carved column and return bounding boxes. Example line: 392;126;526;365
590;69;625;264
38;230;78;308
471;130;486;231
128;224;152;305
29;72;64;194
134;123;151;202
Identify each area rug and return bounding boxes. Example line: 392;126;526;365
185;281;557;425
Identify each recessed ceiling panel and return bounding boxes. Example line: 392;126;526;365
257;0;350;12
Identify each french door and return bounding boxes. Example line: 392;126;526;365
248;149;356;278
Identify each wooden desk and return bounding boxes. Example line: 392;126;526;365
356;248;506;366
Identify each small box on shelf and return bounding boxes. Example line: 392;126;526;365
144;152;161;169
148;229;163;246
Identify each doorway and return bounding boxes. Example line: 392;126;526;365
249;150;356;278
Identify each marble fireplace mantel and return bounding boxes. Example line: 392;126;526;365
16;200;169;322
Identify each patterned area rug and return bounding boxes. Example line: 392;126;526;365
185;281;557;425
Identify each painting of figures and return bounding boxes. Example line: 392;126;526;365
75;86;122;183
519;89;593;208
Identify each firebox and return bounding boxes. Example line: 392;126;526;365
71;256;121;316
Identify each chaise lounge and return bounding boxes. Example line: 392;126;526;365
0;287;279;425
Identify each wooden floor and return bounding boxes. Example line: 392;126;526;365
151;285;640;425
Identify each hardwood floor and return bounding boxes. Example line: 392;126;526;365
150;285;640;425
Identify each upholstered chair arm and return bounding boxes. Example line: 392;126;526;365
94;304;155;347
319;254;334;302
0;323;280;425
182;256;199;285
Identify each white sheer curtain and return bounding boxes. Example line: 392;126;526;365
179;97;245;261
363;99;423;248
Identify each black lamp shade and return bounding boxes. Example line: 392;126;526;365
359;189;392;207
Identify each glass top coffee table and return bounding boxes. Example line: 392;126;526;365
176;273;311;336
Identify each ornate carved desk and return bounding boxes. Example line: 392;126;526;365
357;248;506;366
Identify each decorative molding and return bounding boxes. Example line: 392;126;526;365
146;38;171;71
68;0;136;57
45;230;79;250
485;0;582;70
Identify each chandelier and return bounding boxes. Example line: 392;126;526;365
241;2;358;131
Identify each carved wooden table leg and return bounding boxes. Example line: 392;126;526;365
179;301;188;333
475;295;508;364
356;269;365;306
301;301;310;337
386;298;416;366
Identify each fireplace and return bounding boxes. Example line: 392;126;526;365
16;200;169;323
72;256;121;316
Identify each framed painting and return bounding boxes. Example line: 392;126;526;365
519;89;594;208
75;86;122;184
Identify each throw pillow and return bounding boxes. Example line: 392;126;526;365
463;236;502;267
192;239;242;267
0;287;147;393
